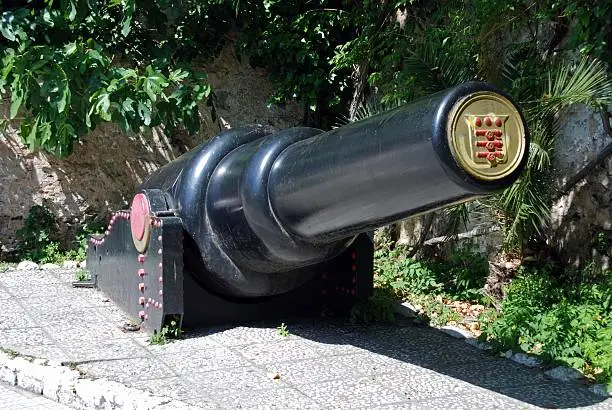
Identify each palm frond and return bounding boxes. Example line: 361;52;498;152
402;40;475;95
538;57;612;118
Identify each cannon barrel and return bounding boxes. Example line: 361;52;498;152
137;81;528;299
88;81;528;330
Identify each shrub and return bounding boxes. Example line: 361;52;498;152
480;264;612;388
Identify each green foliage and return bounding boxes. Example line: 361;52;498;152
480;264;612;388
408;294;463;327
0;0;213;156
374;240;489;303
149;319;183;345
15;205;100;264
16;205;57;262
276;322;289;337
349;288;396;324
74;268;90;281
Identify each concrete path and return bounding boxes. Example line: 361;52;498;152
0;382;73;409
0;267;610;409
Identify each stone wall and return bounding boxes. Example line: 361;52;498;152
0;41;302;257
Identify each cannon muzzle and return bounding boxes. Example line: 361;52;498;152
88;82;528;329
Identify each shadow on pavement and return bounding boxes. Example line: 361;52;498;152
193;318;607;409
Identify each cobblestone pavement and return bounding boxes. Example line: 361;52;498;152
1;267;611;409
0;382;74;409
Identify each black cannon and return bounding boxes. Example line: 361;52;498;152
87;82;528;332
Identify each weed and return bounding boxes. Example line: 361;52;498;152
408;294;462;327
149;319;183;345
0;262;15;272
74;268;91;282
16;205;56;262
479;264;612;389
277;323;290;337
350;288;396;324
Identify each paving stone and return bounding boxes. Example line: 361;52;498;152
27;304;108;326
236;340;322;365
9;345;70;363
0;327;56;351
428;359;548;390
188;366;288;391
378;391;540;410
297;377;405;409
207;325;286;346
77;356;177;384
369;370;478;399
335;352;417;376
499;382;611;409
42;321;131;345
125;376;202;403
3;283;76;299
144;333;222;355
63;337;150;362
392;340;494;368
299;337;369;357
263;356;361;385
157;346;250;374
0;288;11;300
0;299;38;329
204;387;323;409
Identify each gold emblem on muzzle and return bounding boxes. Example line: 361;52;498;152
447;92;526;181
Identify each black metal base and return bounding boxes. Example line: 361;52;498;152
87;212;373;333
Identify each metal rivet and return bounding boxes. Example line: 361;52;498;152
138;254;145;263
144;314;148;320
351;264;357;271
138;268;146;277
148;297;152;303
158;262;163;269
158;289;163;296
139;297;145;305
157;249;162;255
138;283;145;292
157;235;162;241
138;311;145;319
105;230;110;236
158;276;163;283
145;303;150;308
155;301;160;308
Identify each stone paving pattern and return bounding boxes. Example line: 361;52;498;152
1;267;611;409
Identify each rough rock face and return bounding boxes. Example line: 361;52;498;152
550;153;611;270
0;41;302;256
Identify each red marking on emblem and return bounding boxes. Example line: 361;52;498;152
474;117;482;127
495;117;502;127
130;193;150;242
485;117;492;126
